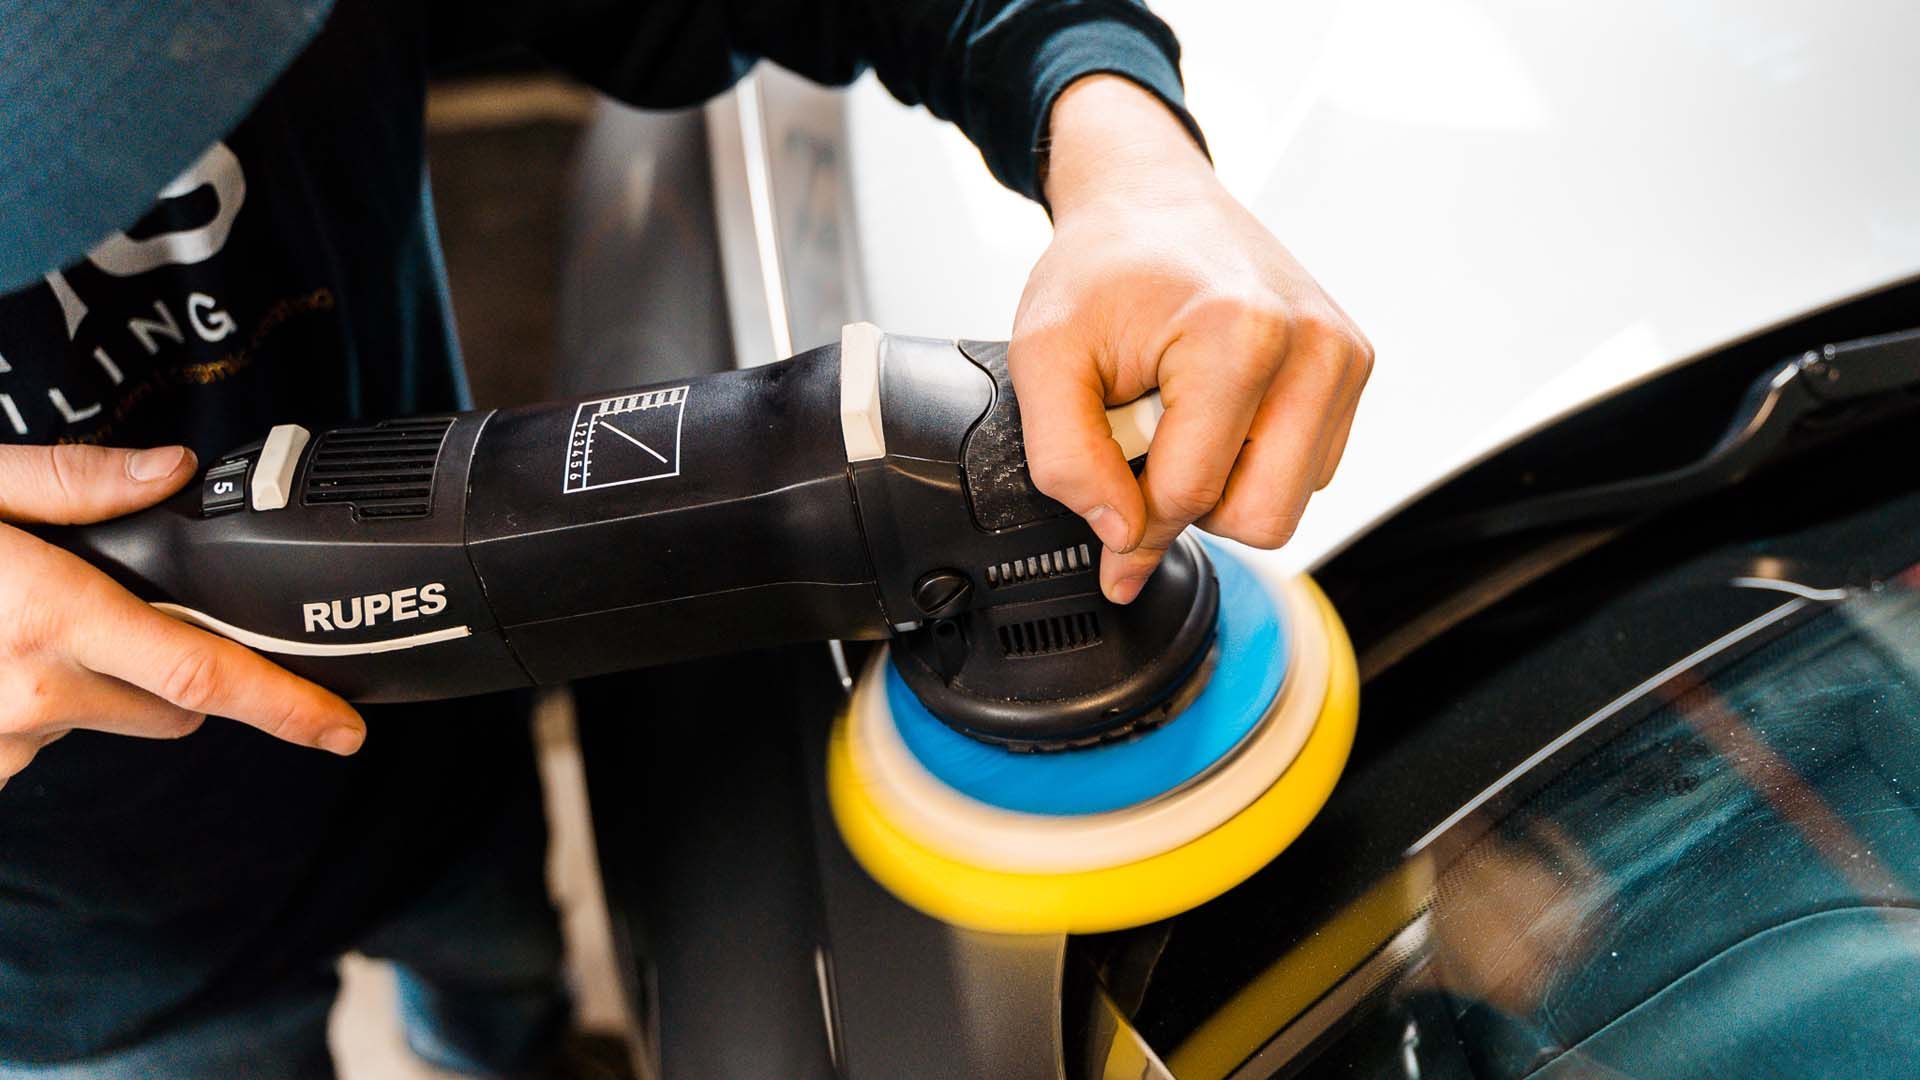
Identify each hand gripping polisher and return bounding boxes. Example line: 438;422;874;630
47;324;1357;933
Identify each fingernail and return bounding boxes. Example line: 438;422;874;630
1085;505;1132;551
128;446;192;482
318;726;365;756
1109;571;1149;605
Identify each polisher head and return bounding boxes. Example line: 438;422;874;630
829;540;1359;934
890;534;1221;749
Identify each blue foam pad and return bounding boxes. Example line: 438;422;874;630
886;542;1288;816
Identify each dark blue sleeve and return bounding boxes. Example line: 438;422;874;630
477;0;1205;203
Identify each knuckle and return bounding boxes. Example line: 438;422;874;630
1008;288;1084;353
1244;518;1301;549
1211;496;1306;549
1237;512;1303;549
7;594;68;661
1007;316;1070;359
2;669;61;733
39;444;85;511
260;699;307;743
164;712;208;740
1211;358;1272;404
0;738;37;782
0;624;31;662
1003;331;1040;371
0;468;22;522
20;674;59;729
1291;306;1341;344
1159;479;1227;521
159;648;224;714
1354;337;1378;380
1202;293;1293;355
1025;452;1071;494
1290;307;1349;354
1242;294;1295;336
1026;445;1103;500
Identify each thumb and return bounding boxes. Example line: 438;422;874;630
0;444;198;525
1007;337;1145;554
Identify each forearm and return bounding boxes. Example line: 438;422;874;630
484;0;1202;204
736;0;1204;203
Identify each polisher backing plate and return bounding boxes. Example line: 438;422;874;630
885;542;1288;815
827;575;1359;935
843;571;1330;873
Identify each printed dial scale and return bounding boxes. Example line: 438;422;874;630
564;386;689;493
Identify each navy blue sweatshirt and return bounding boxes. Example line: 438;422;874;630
0;0;1196;1062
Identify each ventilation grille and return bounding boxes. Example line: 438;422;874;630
998;611;1102;658
302;417;454;520
985;543;1094;588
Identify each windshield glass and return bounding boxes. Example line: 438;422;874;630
1218;572;1920;1079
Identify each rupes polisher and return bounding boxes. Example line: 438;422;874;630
48;324;1357;933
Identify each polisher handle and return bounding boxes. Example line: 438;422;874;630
41;329;1166;711
42;346;886;701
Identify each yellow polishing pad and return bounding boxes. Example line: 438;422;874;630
827;575;1358;935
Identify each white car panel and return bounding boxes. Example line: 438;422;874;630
836;0;1920;570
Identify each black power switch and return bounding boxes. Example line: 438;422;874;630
201;459;250;516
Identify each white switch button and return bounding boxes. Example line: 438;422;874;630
1105;393;1164;461
840;322;887;463
250;424;311;511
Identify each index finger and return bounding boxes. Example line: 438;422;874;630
68;585;365;754
1100;339;1264;600
1008;333;1148;555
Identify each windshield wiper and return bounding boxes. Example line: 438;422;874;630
1414;326;1920;547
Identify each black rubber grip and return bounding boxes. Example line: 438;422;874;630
957;339;1073;531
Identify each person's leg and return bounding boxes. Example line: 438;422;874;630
0;963;336;1080
356;696;569;1078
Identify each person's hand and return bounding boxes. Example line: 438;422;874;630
1011;75;1373;603
0;444;365;791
